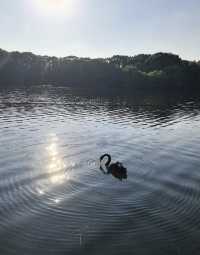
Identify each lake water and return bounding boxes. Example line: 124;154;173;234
0;86;200;255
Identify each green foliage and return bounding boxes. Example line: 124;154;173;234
0;48;199;89
145;70;165;78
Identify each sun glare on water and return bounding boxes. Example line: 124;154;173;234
35;134;73;204
46;141;67;185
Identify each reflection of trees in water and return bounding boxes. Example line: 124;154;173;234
0;87;200;126
100;90;200;126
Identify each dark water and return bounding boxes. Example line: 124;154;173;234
1;86;200;255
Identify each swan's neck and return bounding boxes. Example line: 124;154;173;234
100;154;111;166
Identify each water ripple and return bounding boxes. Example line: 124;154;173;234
1;87;200;254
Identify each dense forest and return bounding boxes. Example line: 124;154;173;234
0;48;200;90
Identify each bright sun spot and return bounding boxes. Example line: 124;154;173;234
33;0;75;17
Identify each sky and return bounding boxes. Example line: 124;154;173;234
0;0;200;60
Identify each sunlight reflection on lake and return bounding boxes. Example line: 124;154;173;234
35;134;71;200
46;134;67;185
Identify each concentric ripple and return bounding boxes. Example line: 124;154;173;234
0;87;200;255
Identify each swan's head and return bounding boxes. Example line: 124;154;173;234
100;154;111;166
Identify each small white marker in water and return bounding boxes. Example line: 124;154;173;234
38;189;44;195
54;198;60;204
79;233;82;246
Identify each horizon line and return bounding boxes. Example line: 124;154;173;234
1;47;199;62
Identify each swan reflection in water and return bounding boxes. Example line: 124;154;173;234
100;154;127;181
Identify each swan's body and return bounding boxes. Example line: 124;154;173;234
100;154;127;180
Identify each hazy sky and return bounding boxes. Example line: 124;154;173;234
0;0;200;60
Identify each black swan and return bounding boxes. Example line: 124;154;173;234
100;154;127;181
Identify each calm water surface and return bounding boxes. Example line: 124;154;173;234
0;86;200;255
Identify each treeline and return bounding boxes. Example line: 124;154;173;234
0;48;200;90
